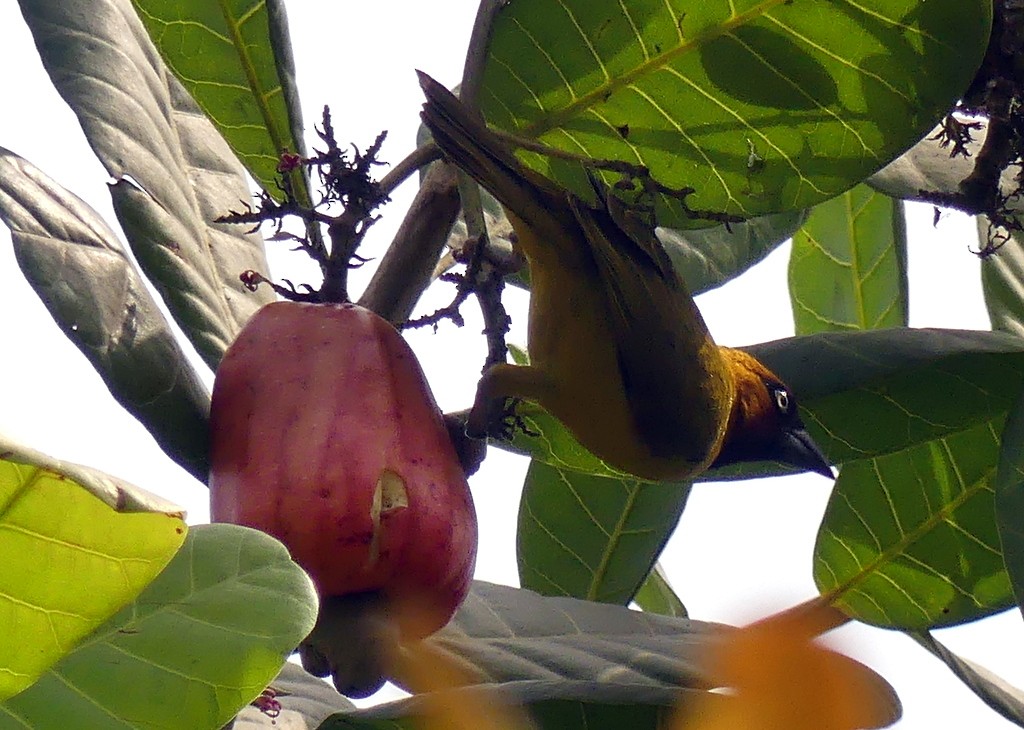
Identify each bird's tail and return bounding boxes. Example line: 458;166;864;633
417;71;570;243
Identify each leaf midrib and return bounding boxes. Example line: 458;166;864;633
588;482;643;602
519;0;792;139
217;0;285;153
823;430;1000;605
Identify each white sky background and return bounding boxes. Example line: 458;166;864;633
0;2;1022;728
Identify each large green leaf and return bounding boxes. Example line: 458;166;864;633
981;219;1024;337
0;148;211;480
478;0;991;227
517;461;690;604
496;329;1024;479
661;209;807;294
764;329;1024;628
912;631;1024;727
231;667;713;730
632;564;688;618
308;582;900;730
815;417;1011;628
0;441;186;701
245;586;899;728
996;382;1024;620
411;582;722;688
789;185;908;334
752;329;1024;465
17;0;275;368
322;684;684;730
0;524;317;729
130;0;308;199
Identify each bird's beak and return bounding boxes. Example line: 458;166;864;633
779;427;834;479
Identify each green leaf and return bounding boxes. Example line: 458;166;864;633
18;0;275;368
261;583;899;729
130;0;309;199
789;185;908;334
661;209;808;294
418;582;724;687
479;0;991;227
0;441;186;701
497;329;1024;481
0;147;211;480
752;329;1024;465
754;324;1024;630
633;564;688;618
0;524;318;729
912;631;1024;727
517;461;690;603
232;663;355;728
981;219;1024;337
758;329;1024;630
814;416;1012;628
316;582;899;730
323;684;682;730
996;380;1024;620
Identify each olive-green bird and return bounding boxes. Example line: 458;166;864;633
419;72;832;482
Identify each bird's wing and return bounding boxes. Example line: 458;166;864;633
417;71;572;251
420;71;732;469
569;196;728;463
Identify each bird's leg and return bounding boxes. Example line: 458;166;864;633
466;363;555;440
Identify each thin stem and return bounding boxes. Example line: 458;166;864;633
358;163;462;323
378;143;443;198
766;595;853;636
459;0;506;108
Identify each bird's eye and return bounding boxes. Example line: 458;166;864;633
774;388;790;414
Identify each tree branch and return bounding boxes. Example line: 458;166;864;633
358;163;461;323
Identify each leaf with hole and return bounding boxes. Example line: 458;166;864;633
18;0;275;368
478;0;991;227
0;147;211;480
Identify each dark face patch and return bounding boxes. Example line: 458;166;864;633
711;377;808;468
708;348;833;477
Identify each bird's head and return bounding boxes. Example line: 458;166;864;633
713;348;834;479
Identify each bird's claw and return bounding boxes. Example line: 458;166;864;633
466;397;536;442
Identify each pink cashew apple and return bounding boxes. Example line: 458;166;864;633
209;301;477;640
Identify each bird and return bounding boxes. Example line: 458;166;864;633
418;71;833;483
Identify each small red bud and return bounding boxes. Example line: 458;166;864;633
277;151;304;173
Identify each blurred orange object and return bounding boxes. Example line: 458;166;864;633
396;640;536;730
675;604;896;730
